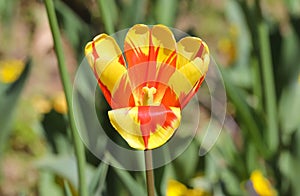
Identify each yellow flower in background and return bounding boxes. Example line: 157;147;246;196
250;170;277;196
53;92;67;114
166;179;208;196
167;180;188;195
218;38;237;66
32;95;52;114
217;25;238;66
32;92;67;115
0;59;25;83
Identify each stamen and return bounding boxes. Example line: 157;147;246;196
142;86;157;105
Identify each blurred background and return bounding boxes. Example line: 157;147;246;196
0;0;300;195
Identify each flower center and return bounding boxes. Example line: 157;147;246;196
142;86;157;105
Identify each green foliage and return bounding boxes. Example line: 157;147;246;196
97;0;118;34
63;180;73;196
154;0;178;26
1;0;300;195
88;161;109;195
211;0;300;194
0;0;16;27
0;60;31;159
54;0;91;59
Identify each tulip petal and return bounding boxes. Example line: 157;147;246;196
124;24;178;106
124;24;177;68
108;106;181;150
168;37;210;108
177;37;209;69
124;24;150;68
85;34;133;108
151;25;177;67
124;24;177;85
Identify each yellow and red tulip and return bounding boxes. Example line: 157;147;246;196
85;24;209;150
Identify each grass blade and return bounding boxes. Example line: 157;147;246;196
89;162;109;195
44;0;87;195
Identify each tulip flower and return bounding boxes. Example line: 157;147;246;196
0;59;25;84
166;179;208;196
247;170;277;196
85;24;209;150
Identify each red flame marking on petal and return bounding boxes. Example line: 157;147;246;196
92;42;99;59
195;42;204;59
138;105;178;149
180;75;205;109
91;41;113;106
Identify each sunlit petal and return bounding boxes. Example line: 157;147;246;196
124;24;177;68
168;37;210;108
108;106;181;150
124;24;178;105
177;37;209;70
150;24;177;67
124;24;150;68
85;34;132;108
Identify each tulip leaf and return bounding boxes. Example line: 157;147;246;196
280;30;300;88
279;148;300;195
112;167;145;196
291;16;300;40
105;153;146;196
221;68;267;156
42;109;69;154
38;171;64;196
89;161;109;195
220;169;241;195
36;155;95;190
279;81;300;135
64;180;73;196
225;0;252;88
172;140;199;183
154;165;165;195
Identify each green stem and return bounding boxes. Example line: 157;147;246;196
96;0;115;34
44;1;87;196
237;0;279;157
154;0;178;26
144;150;155;196
258;22;279;154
